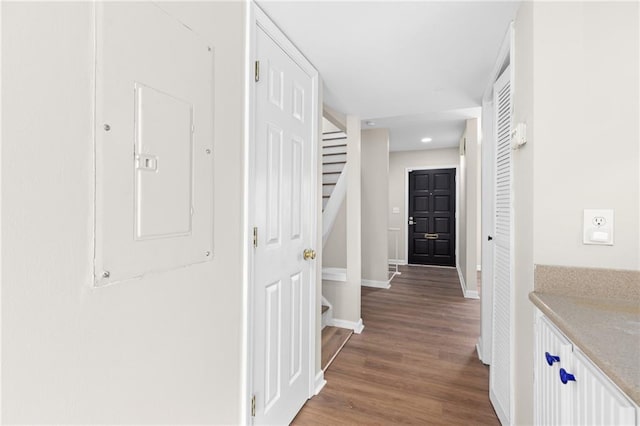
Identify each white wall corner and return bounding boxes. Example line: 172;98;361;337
456;264;479;299
361;279;390;289
314;371;327;395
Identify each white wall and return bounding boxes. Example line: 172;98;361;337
1;2;245;423
345;115;362;323
459;143;468;277
388;148;460;263
510;2;639;423
532;1;639;270
512;3;535;424
361;129;390;282
458;119;480;294
322;200;346;268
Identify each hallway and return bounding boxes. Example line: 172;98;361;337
293;265;499;425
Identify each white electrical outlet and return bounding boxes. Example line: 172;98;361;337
583;209;614;245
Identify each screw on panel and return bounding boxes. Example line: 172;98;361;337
208;46;212;52
104;124;111;131
102;271;110;278
205;251;211;257
205;149;211;154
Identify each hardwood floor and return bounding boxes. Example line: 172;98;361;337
293;265;498;425
321;326;353;371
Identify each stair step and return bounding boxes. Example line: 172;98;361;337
323;161;346;165
322;182;336;186
322;305;330;314
323;152;347;157
323;143;347;148
323;171;342;175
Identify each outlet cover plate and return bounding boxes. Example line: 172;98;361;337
583;209;614;245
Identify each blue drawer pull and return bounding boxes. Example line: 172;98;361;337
559;368;576;384
545;352;560;366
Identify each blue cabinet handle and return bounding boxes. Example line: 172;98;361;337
559;368;576;384
545;352;560;366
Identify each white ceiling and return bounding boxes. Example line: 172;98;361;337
258;1;520;151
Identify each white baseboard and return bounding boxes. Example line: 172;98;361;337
321;306;332;330
388;258;407;266
361;279;390;289
456;264;466;295
322;267;347;282
353;318;364;334
490;388;510;426
476;337;489;365
330;317;364;334
476;339;483;362
456;264;480;299
314;371;326;395
466;289;479;299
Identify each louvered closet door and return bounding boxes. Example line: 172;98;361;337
489;65;513;425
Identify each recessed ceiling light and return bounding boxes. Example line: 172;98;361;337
366;121;376;126
421;137;433;143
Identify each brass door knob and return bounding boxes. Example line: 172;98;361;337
303;249;316;260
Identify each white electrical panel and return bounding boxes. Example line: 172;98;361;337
134;83;194;240
94;3;214;286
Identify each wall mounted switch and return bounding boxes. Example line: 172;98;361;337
583;209;614;245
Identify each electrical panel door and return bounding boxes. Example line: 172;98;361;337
94;3;214;285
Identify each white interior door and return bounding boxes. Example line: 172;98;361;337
489;65;513;425
252;23;316;425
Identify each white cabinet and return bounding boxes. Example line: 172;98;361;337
534;311;637;425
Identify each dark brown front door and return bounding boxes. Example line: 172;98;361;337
408;168;456;266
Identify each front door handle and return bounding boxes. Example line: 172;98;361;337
303;249;316;261
424;233;439;240
408;221;415;225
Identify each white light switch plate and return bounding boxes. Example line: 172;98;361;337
583;209;614;245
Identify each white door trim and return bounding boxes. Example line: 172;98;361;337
244;3;319;423
478;22;514;366
403;165;459;267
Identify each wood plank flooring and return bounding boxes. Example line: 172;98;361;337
321;326;353;371
293;265;498;425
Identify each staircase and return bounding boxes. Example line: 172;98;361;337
321;129;347;328
322;131;347;211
